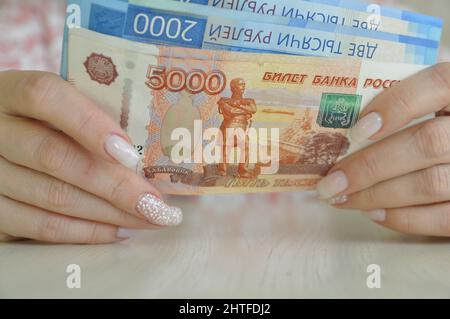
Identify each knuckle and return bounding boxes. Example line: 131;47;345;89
34;133;71;173
117;210;132;223
18;73;60;112
45;179;80;209
420;165;450;198
355;187;378;208
37;215;66;243
108;171;130;202
74;108;98;135
363;187;379;205
431;62;450;92
402;213;415;234
358;151;381;182
437;209;450;234
387;86;413;116
414;121;450;159
389;210;415;235
86;223;102;244
0;158;14;196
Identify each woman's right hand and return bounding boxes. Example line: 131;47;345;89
0;71;183;244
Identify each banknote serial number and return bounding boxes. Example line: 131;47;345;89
146;65;227;95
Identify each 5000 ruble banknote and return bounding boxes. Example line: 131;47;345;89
68;29;427;195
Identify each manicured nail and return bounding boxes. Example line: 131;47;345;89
350;112;383;144
317;170;349;199
329;195;349;205
117;228;136;239
136;194;183;226
105;135;140;169
366;209;387;222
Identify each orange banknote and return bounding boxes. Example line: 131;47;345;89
68;28;426;195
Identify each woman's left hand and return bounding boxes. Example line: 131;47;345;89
317;62;450;237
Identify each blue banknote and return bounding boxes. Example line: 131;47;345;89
304;0;443;29
61;0;441;78
186;0;442;41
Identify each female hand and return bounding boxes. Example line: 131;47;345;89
0;71;182;244
317;63;450;237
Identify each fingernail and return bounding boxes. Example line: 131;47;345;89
105;135;140;169
317;170;349;199
136;193;183;226
117;228;136;239
350;112;383;144
329;195;349;205
366;209;387;222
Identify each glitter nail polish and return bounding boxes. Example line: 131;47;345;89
329;195;349;205
136;194;183;226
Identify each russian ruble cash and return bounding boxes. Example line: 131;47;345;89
67;28;427;195
61;0;441;78
176;0;443;40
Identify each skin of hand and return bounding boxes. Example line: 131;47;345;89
317;62;450;237
0;71;183;244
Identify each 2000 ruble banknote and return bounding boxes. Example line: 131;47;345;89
61;0;441;78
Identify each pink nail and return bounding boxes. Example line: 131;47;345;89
136;194;183;226
350;112;383;144
317;170;349;199
329;195;349;205
117;228;136;239
366;209;387;222
105;135;140;169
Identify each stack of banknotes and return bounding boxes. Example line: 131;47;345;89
62;0;443;195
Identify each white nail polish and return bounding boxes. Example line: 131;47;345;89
366;209;387;222
105;135;140;169
329;195;349;205
117;228;136;239
350;112;383;144
136;194;183;227
317;170;349;200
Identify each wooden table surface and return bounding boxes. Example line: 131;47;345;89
1;192;450;299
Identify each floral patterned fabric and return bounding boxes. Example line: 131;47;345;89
0;0;65;72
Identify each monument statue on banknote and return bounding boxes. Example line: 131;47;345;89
67;28;430;195
218;78;257;179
